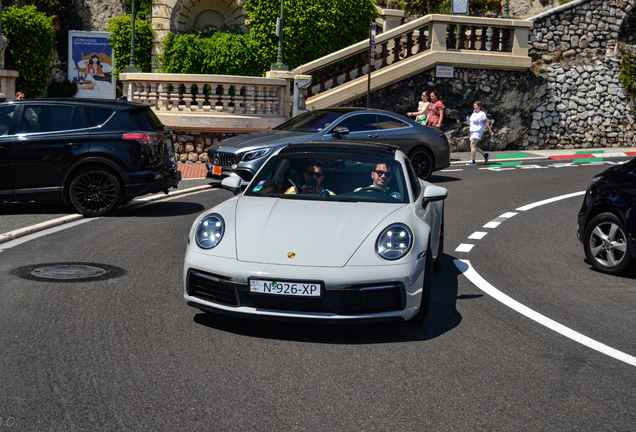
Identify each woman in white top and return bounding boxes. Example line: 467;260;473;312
407;91;430;125
466;101;494;166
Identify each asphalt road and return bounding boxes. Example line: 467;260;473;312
1;158;635;431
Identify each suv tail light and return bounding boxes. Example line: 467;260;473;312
122;132;159;143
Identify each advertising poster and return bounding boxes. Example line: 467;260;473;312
68;31;116;99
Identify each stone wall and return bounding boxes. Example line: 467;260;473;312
171;130;239;163
344;67;549;152
525;0;636;148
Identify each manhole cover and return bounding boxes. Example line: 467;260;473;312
30;265;107;280
13;262;125;282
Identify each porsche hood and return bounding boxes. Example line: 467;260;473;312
234;197;403;267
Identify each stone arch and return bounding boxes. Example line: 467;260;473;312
170;0;247;35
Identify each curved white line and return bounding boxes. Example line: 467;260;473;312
516;191;585;211
454;259;636;367
455;189;636;367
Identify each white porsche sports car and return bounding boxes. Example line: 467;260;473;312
184;142;447;323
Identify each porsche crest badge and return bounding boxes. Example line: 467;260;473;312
287;252;296;259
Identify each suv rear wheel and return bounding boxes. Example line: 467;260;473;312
70;167;122;217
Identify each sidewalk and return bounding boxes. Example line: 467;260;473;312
449;147;636;166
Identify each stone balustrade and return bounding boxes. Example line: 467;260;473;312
267;14;533;110
119;73;290;132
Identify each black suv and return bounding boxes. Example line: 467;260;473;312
0;99;181;216
577;157;636;274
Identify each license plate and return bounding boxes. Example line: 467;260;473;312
250;279;321;297
213;165;222;176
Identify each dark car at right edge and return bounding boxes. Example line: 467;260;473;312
577;156;636;275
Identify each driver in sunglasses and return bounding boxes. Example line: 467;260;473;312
285;161;335;195
354;163;402;199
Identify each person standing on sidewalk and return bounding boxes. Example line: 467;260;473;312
426;91;444;128
466;101;493;166
407;91;430;125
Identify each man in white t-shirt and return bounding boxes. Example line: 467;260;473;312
466;101;494;166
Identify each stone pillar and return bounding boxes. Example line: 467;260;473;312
430;22;448;52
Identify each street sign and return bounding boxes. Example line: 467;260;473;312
436;65;455;78
452;0;469;14
370;23;376;44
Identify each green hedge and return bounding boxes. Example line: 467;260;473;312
244;0;377;72
2;5;55;98
107;14;154;80
160;32;266;76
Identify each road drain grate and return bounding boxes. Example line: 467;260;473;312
12;262;126;282
30;265;107;280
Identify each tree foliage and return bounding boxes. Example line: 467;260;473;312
244;0;377;72
107;14;154;80
160;32;266;76
2;5;56;97
408;0;500;16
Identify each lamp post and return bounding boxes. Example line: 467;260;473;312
270;0;288;71
124;0;141;73
500;0;512;19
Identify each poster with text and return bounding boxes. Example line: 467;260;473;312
68;31;116;99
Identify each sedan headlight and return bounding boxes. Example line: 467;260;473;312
376;224;413;260
195;214;225;249
242;148;272;161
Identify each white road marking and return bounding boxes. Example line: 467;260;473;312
455;259;636;368
455;243;474;252
516;191;585;211
500;212;518;218
0;219;95;252
483;221;500;228
441;169;464;172
468;231;488;240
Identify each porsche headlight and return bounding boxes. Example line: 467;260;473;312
195;213;225;249
242;148;272;161
376;224;413;260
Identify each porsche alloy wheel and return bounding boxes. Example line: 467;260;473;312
584;212;632;275
409;148;433;180
70;167;122;217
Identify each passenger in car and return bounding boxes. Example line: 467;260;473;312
285;161;335;195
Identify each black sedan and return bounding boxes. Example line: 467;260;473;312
577;157;636;274
0;99;180;216
206;108;451;184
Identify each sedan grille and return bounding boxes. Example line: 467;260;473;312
188;270;239;306
212;152;237;167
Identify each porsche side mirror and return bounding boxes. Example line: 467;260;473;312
422;185;448;209
332;126;350;137
221;176;242;195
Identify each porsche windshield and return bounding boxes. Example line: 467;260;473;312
245;149;410;204
273;111;343;133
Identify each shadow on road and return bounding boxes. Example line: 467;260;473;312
0;201;73;216
192;252;465;344
428;174;462;184
115;201;206;218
